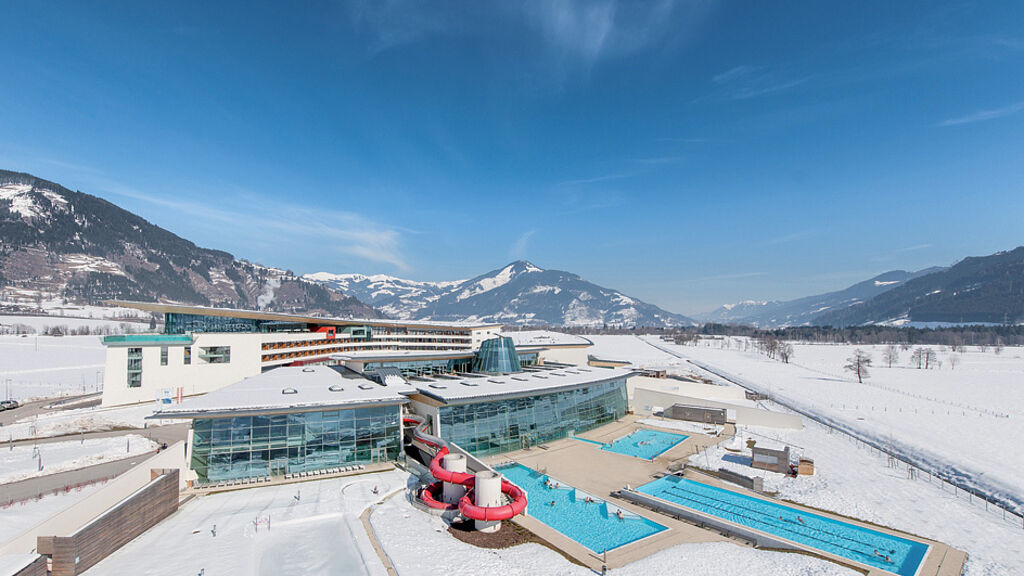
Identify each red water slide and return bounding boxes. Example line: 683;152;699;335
419;446;528;521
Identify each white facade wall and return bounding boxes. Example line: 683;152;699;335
537;346;590;366
102;333;263;407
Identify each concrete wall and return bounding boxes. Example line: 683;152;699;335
537;346;591;366
102;333;264;407
633;387;803;430
0;442;187;557
752;446;791;474
664;404;728;425
38;469;179;576
717;468;764;492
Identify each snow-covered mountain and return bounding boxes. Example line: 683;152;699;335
306;261;695;327
813;248;1024;327
698;268;943;327
0;169;381;318
302;272;464;320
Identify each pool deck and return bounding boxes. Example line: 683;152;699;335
485;415;967;576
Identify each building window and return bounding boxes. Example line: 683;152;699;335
438;379;627;456
200;346;231;364
127;347;143;388
184;346;191;365
160;347;168;366
190;405;402;483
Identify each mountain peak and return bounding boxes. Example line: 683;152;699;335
507;260;543;273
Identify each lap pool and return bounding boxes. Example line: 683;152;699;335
638;475;929;576
497;463;666;553
573;428;689;460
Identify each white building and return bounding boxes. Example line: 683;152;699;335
100;301;501;407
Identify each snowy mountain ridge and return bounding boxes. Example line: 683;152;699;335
0;169;382;319
305;260;695;327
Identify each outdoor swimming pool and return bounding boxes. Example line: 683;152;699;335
497;463;666;553
638;475;929;576
573;428;689;460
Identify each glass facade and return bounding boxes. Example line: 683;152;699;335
364;357;472;377
472;336;521;374
190;405;402;483
438;378;628;456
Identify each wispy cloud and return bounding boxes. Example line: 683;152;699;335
630;156;681;165
897;243;932;252
94;177;410;271
939;101;1024;126
766;230;815;246
509;230;536;260
712;65;761;85
558;173;631;186
705;64;808;101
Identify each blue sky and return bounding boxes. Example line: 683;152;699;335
1;1;1022;316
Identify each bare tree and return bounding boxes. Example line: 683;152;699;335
882;344;899;368
910;347;925;369
844;349;872;383
923;347;938;369
779;343;794;364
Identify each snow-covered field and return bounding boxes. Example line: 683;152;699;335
0;334;106;401
649;336;1023;515
87;470;410;576
586;335;686;370
0;434;156;485
0;482;104;545
0;314;148;334
2;403;173;442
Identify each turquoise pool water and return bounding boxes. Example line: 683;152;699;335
638;476;929;576
575;428;689;460
497;463;666;553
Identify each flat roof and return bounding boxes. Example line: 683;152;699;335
410;365;636;405
501;330;593;348
105;300;503;331
149;365;415;418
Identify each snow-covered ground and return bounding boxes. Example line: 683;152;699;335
0;482;104;545
0;434;156;484
87;470;410;576
2;403;174;442
0;334;106;401
0;315;148;335
370;493;856;576
586;335;686;370
649;336;1022;515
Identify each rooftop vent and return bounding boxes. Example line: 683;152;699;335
282;387;298;395
533;374;548;379
461;381;479;387
428;384;447;389
328;384;344;392
511;376;529;382
358;384;375;390
302;368;314;373
487;379;504;384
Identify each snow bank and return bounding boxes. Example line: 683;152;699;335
0;434;157;484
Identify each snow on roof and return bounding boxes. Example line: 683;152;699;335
150;366;414;418
500;330;593;348
411;365;635;404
